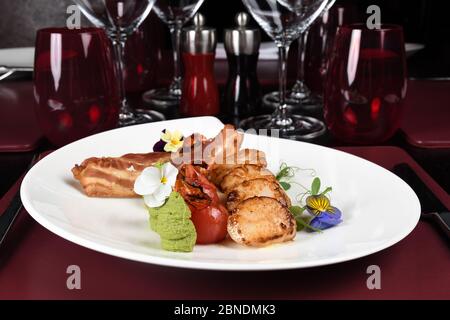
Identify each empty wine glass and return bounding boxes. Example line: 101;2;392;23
142;0;206;109
262;0;335;111
74;0;164;126
240;0;329;140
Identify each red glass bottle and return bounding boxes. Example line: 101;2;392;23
180;14;219;117
181;52;219;116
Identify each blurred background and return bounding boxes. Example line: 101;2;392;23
0;0;449;78
1;0;450;196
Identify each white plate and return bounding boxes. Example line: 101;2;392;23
20;117;420;271
0;47;34;68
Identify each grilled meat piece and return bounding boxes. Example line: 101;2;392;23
226;178;291;211
220;164;276;193
227;197;296;247
208;149;267;186
72;152;171;197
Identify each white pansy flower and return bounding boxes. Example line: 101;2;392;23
133;162;178;208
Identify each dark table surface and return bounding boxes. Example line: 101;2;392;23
0;61;450;299
0;146;449;300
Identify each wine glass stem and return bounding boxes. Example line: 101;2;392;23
297;31;308;86
169;22;183;96
276;44;293;126
291;31;309;97
111;33;133;117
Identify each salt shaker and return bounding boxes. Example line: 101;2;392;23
180;14;219;117
223;12;262;119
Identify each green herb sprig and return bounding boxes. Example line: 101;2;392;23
276;163;334;233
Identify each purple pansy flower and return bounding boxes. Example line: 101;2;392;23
153;139;166;152
309;206;343;231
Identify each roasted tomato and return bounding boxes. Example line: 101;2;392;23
175;165;228;244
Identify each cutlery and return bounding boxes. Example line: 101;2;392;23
0;154;37;245
392;163;450;239
0;66;33;81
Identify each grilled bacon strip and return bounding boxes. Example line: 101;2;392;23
72;152;171;197
171;124;244;167
72;125;244;198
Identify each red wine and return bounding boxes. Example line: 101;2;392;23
325;48;407;144
180;52;219;117
34;28;119;146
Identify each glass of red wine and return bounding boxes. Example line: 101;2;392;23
34;27;120;147
324;24;407;144
74;0;164;126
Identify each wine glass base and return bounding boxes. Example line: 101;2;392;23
239;114;326;141
119;109;165;127
263;91;321;112
142;88;181;110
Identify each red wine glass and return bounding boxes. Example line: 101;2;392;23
34;27;120;147
324;24;407;144
74;0;164;126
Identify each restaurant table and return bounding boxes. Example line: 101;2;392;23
402;79;450;148
1;66;450;299
0;79;41;197
0;146;449;300
2;76;450;198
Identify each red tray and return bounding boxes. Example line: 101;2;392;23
0;81;42;152
401;79;450;149
0;147;449;299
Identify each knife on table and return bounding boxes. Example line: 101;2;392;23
0;155;37;245
393;163;450;240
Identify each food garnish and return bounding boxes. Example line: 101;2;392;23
276;164;343;232
147;191;196;252
153;129;184;153
133;162;178;208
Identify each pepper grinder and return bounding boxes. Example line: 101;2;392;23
223;12;262;120
180;14;219;117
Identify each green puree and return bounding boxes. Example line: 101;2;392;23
148;191;196;252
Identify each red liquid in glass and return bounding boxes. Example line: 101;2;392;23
325;48;407;144
180;52;219;117
34;29;119;146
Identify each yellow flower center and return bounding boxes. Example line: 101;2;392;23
306;195;333;215
170;138;180;146
160;176;168;184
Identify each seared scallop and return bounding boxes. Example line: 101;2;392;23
226;178;291;211
220;164;275;193
227;197;296;247
208;149;267;186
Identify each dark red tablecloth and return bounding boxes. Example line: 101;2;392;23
0;81;41;153
401;80;450;148
0;147;449;300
